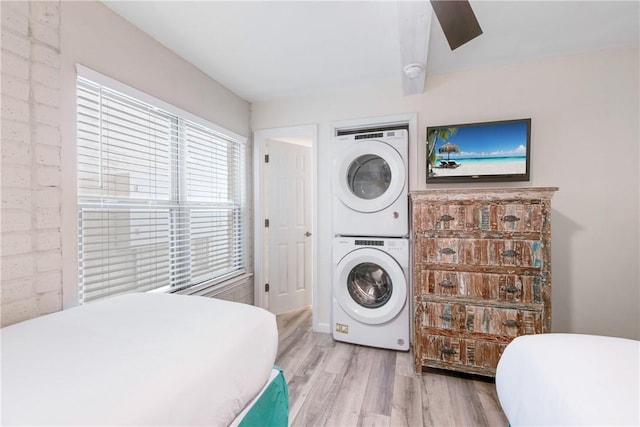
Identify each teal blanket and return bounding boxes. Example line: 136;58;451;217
238;366;289;427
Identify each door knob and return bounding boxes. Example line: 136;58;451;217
304;231;312;237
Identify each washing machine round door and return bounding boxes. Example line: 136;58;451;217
335;141;406;213
334;248;407;325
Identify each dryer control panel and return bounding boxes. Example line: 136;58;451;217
354;239;384;246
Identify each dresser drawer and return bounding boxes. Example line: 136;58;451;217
416;237;544;268
417;301;543;337
413;202;544;233
417;333;508;375
416;270;543;304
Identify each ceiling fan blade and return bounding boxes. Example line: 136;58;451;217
430;0;483;51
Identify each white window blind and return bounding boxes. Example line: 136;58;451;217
76;76;246;303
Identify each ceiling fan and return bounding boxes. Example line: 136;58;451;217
430;0;483;51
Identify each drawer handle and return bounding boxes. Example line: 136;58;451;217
439;214;455;222
502;249;519;257
441;347;457;355
439;279;454;288
439;248;456;255
501;285;519;294
501;215;521;223
502;319;520;328
439;314;454;321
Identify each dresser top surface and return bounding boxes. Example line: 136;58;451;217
410;187;558;202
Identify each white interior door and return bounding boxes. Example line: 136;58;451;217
266;139;312;314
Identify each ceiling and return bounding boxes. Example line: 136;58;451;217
103;1;639;103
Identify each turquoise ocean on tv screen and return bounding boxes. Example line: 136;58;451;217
451;156;526;164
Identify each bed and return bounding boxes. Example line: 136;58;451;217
1;293;288;426
496;333;640;426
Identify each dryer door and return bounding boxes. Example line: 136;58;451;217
334;248;407;325
334;140;406;213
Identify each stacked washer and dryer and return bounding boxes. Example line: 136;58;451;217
332;129;410;351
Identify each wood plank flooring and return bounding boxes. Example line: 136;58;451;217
276;306;508;427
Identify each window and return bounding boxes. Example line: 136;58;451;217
76;72;246;303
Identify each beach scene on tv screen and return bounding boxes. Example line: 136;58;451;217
427;121;528;178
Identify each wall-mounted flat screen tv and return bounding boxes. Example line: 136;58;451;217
426;118;531;183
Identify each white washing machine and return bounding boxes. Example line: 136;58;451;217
332;236;409;351
333;129;408;237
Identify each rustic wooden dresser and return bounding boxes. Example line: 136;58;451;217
410;187;558;377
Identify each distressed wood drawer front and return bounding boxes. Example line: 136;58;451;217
418;301;543;337
413;203;476;232
494;203;543;233
418;238;544;268
417;270;543;304
419;333;507;374
413;202;544;233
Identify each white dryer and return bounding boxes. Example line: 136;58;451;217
332;237;409;351
333;129;408;237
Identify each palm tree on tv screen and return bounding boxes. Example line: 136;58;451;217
427;127;457;175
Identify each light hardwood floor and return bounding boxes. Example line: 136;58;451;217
275;306;509;427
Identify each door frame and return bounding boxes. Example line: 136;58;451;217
253;125;319;319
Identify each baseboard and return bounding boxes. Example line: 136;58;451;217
314;321;330;334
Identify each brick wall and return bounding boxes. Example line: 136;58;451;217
1;1;62;326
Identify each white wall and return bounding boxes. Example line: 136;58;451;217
56;2;251;309
251;46;640;340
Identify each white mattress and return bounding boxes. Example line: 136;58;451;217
228;367;280;427
496;333;640;426
1;293;278;426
